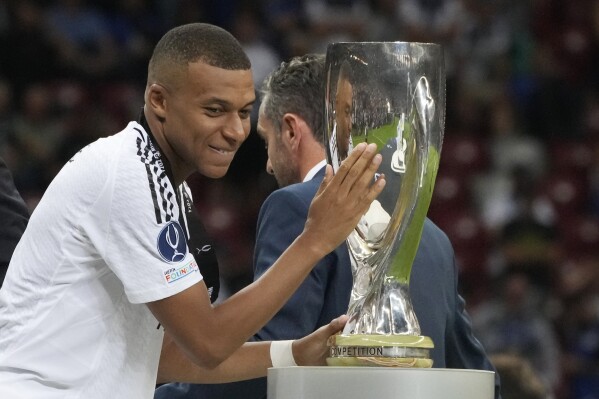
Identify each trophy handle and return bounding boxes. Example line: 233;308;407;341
387;76;442;283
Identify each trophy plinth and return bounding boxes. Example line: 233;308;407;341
327;334;434;368
324;42;445;368
268;368;495;399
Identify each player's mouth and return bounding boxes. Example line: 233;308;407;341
209;146;235;155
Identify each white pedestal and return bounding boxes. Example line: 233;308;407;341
267;367;495;399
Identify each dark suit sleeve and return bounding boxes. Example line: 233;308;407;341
0;157;29;285
253;188;339;340
414;219;501;399
155;182;348;399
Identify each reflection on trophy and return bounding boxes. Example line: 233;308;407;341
325;42;445;368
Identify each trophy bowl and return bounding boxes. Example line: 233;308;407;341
324;42;445;368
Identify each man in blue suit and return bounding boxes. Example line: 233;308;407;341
155;54;501;399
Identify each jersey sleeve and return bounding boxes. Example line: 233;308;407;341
97;134;203;304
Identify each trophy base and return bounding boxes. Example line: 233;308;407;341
327;334;434;368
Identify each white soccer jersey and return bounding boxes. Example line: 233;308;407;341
0;121;203;398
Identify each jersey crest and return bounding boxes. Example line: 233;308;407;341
157;221;188;263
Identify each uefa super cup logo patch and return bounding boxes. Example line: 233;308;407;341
157;221;187;263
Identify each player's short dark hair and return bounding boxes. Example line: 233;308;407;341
148;23;251;84
260;54;325;144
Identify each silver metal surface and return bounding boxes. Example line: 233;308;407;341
324;42;445;338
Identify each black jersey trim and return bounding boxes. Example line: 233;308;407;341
134;127;176;224
146;163;162;223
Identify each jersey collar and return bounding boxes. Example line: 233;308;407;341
138;108;177;187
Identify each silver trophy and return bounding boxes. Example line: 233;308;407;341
325;42;445;367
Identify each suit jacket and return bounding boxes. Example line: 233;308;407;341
154;167;501;399
0;157;29;286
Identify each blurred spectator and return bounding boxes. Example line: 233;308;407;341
556;257;599;399
104;0;166;83
0;1;59;99
526;0;594;139
494;205;560;292
398;0;465;43
5;83;66;204
231;6;281;89
490;353;549;399
488;93;547;178
455;0;521;95
55;98;115;166
303;0;370;52
261;0;308;59
560;292;599;399
45;0;119;80
472;94;550;235
472;270;562;394
363;0;406;42
397;0;466;77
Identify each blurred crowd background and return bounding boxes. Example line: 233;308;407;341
0;0;598;398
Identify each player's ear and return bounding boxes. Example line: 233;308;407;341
146;84;167;119
282;113;303;151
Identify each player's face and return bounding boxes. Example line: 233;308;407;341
335;78;353;159
257;105;300;188
164;61;255;179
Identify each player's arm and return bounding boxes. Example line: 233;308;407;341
157;314;348;384
148;143;384;374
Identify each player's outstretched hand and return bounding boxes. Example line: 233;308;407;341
292;315;349;366
302;142;385;256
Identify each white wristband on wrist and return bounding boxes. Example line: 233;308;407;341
270;340;297;367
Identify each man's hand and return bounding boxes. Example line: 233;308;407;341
292;315;349;366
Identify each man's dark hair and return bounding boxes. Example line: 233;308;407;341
260;54;325;144
148;23;251;85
